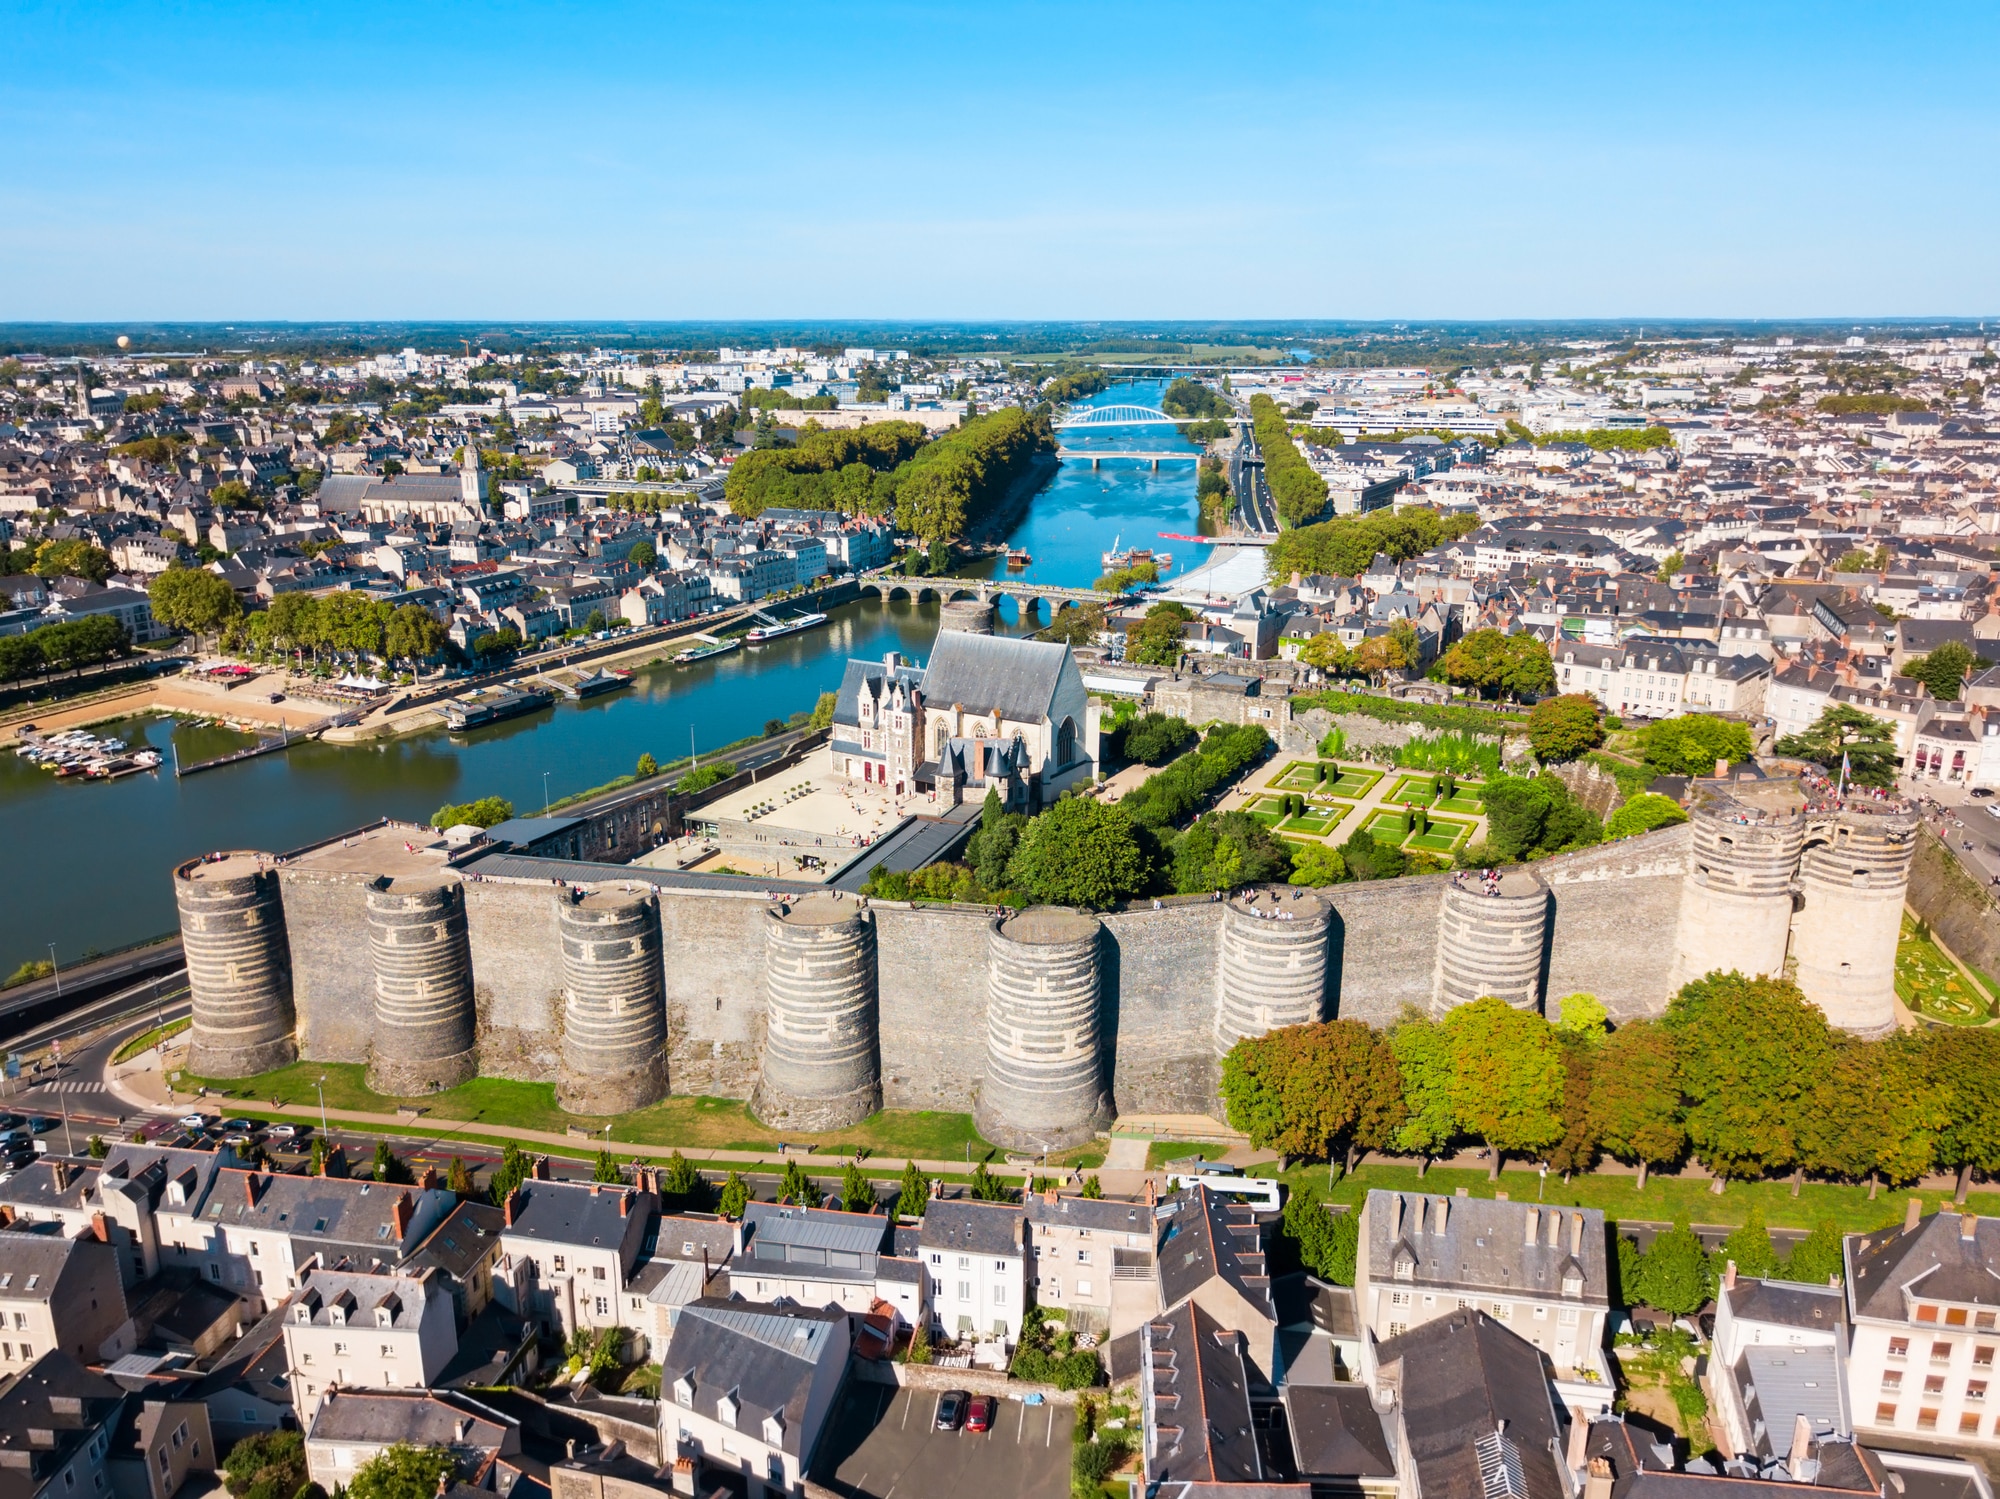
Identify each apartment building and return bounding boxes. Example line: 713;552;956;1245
917;1200;1025;1346
282;1265;456;1422
0;1234;134;1372
495;1180;657;1339
731;1204;925;1334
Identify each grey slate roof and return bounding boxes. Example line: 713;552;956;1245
1156;1184;1272;1318
1025;1194;1156;1235
0;1352;126;1499
502;1181;655;1266
405;1200;506;1282
919;630;1076;723
1375;1311;1566;1499
1733;1345;1847;1460
664;1298;847;1459
1846;1210;2000;1321
918;1199;1023;1258
1280;1384;1396;1480
1363;1190;1608;1306
1142;1300;1265;1490
306;1388;517;1462
291;1266;434;1330
201;1170;452;1263
1722;1276;1843;1332
1582;1416;1882;1496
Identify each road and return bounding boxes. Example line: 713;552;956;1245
0;939;185;1037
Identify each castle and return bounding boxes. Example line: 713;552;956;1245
171;770;1916;1150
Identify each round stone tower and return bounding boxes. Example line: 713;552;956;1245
1214;891;1332;1054
1791;804;1919;1036
364;876;477;1096
557;888;669;1115
976;908;1110;1152
1431;870;1550;1015
1668;785;1807;993
751;895;881;1131
939;596;996;636
175;853;297;1078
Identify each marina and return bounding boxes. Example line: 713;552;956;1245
13;728;164;781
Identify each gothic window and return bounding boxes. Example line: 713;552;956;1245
1057;717;1077;766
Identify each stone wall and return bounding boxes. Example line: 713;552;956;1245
1321;877;1446;1024
1100;901;1227;1115
1906;825;2000;980
1539;824;1691;1018
276;869;380;1064
462;881;567;1081
872;904;993;1112
656;891;772;1099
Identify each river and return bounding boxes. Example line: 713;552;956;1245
0;380;1205;970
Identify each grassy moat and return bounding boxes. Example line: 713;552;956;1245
180;1061;1103;1169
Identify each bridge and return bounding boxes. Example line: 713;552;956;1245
855;576;1127;619
1055;448;1204;468
1053;403;1242;429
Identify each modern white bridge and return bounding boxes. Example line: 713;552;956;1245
1052;403;1243;429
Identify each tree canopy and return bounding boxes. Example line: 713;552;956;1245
1478;773;1602;861
1220;1019;1405;1162
1526;694;1604;762
1638;714;1754;777
1773;704;1900;788
1664;972;1835;1178
1438;629;1555;701
1249;394;1329;526
1265;505;1477;581
1005;796;1150;909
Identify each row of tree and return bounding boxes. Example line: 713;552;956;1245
1161;377;1230;420
1223;974;2000;1192
226;590;449;667
1249;394;1330;526
723;420;929;518
1264;504;1480;581
0;614;130;683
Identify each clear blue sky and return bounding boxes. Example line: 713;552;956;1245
2;1;1995;321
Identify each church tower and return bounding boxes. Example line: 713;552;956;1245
459;442;485;510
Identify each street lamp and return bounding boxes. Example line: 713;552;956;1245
315;1076;329;1137
46;945;59;996
542;772;551;815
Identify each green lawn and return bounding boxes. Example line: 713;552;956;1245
1146;1140;1222;1170
1896;917;1997;1025
1327;769;1381;799
1300;1159;2000;1234
1436;793;1485;815
1280;805;1347;836
1408;817;1474;852
1366;810;1411;842
1272;762;1331;792
176;1060;1085;1166
1245;795;1290;826
1386;775;1438;807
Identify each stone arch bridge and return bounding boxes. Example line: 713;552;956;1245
855;577;1124;621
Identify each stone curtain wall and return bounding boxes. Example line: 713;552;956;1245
1906;825;2000;980
269;826;1698;1112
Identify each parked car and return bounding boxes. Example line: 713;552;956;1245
177;1114;208;1131
265;1123;307;1142
26;1117;56;1134
0;1114;24;1133
965;1396;996;1433
218;1118;258;1135
935;1391;969;1432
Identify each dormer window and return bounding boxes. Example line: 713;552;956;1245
673;1375;695;1409
762;1413;784;1446
717;1391;740;1429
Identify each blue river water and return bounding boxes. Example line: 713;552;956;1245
0;381;1203;970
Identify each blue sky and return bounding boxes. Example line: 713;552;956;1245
1;1;1996;320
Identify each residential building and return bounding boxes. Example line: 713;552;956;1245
917;1199;1025;1346
1025;1191;1156;1336
302;1389;519;1493
730;1205;924;1334
0;1352;130;1499
494;1180;657;1339
403;1200;506;1329
1149;1184;1277;1387
1354;1190;1612;1414
1706;1267;1850;1465
1846;1205;2000;1446
661;1298;849;1499
0;1233;134;1372
1138;1300;1291;1496
281;1265;456;1422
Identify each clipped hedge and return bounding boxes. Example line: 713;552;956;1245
1120;723;1272;829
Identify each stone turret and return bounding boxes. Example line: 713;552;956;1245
752;895;881;1131
1214;890;1331;1053
175;853;298;1078
364;877;477;1095
976;909;1110;1152
1791;802;1919;1036
1669;781;1807;992
557;888;669;1115
1432;870;1550;1015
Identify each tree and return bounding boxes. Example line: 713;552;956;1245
371;1141;414;1185
1005;797;1150;909
809;690;838;730
148;565;242;642
1219;1020;1406;1167
1439;630;1555;701
1555;992;1608;1040
1339;823;1406;881
779;1159;816;1205
1282;1186;1359;1285
1299;632;1355;679
1774;704;1901;789
445;1156;474;1196
347;1445;458;1499
1784;1221;1845;1286
1636;1221;1714;1315
1717;1207;1780;1279
1799;1034;1946;1188
1664;973;1836;1179
222;1429;307;1499
895;1161;930;1219
628;540;657;571
33;539;111;583
583;608;608;635
487;1143;531;1206
1126;602;1193;668
383;603;447;667
969;1161;1015;1202
1389;1013;1458;1162
1122;713;1196;766
1588;1019;1686;1189
1547;1035;1600;1176
840;1161;876;1213
717;1170;751;1219
1526;694;1604;762
661;1149;703;1203
1443;997;1564;1174
431;796;513;830
1480;774;1602;861
1655;551;1686;582
1925;1028;2000;1199
1288;843;1347;886
1604;793;1689;841
636;752;659;778
1639;714;1754;777
1902;640;1977;701
592;1149;622;1184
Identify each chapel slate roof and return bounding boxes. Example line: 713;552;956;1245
918;630;1076;724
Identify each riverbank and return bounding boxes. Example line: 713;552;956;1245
965;449;1060;549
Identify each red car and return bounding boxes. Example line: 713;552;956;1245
965;1396;996;1433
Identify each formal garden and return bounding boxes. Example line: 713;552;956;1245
1241;758;1487;859
1896;916;1999;1026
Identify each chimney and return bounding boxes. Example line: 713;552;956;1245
1565;1406;1588;1471
89;1212;108;1243
1787;1412;1813;1480
1389;1194;1403;1241
1584;1456;1613;1499
1570;1212;1584;1256
420;1167;439;1192
1723;1259;1737;1292
619;1191;632;1219
392;1191;413;1241
244;1173;261;1208
50;1161;67;1192
532;1156;550;1182
1525;1208;1540;1246
1963;1214;1979;1241
1904;1197;1923;1234
1714;757;1729;778
671;1458;696;1498
1434;1197;1447;1236
503;1190;519;1228
1413;1196;1426;1237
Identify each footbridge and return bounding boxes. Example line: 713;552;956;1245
1053;404;1243;429
1056;448;1204;467
854;577;1124;619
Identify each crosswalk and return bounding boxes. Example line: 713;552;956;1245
12;1080;100;1096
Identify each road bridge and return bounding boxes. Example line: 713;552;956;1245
1055;448;1203;467
1053;404;1243;429
854;577;1126;619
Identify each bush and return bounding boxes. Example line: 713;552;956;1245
1011;1320;1102;1389
1120;724;1271;829
1639;714;1753;777
222;1431;307;1499
1121;712;1196;766
1604;792;1689;840
431;796;513;830
674;761;735;795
